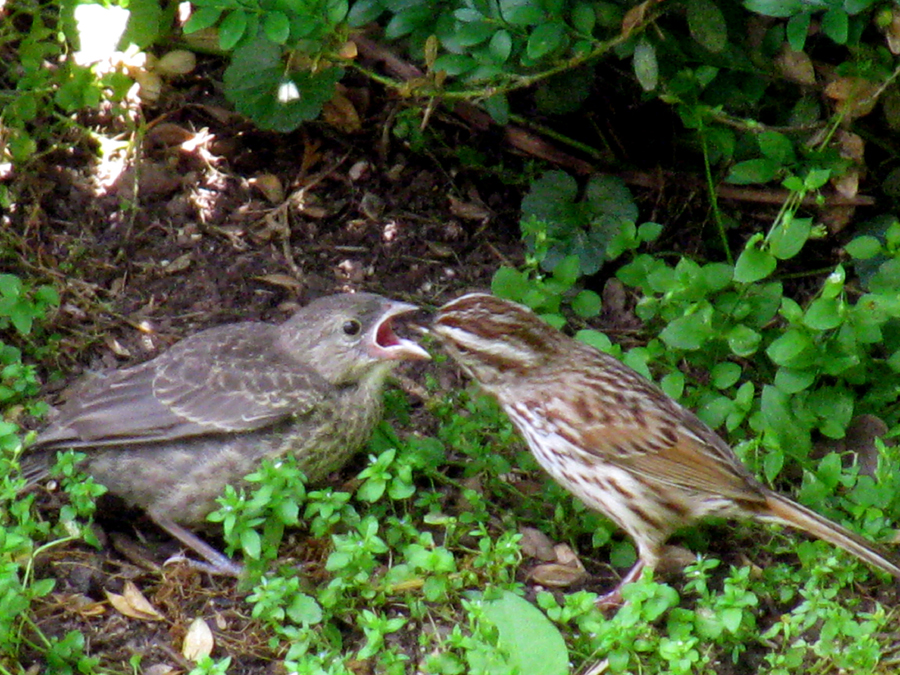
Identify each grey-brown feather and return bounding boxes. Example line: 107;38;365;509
25;293;420;528
34;324;326;448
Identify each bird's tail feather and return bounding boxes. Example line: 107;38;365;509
765;491;900;579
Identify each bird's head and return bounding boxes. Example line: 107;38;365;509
429;293;563;387
280;293;430;385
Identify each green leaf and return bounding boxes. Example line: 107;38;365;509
454;8;483;21
762;444;784;483
575;329;613;352
699;395;732;428
224;36;343;132
700;262;734;291
263;11;290;44
706;126;736;163
726;324;761;357
348;0;383;27
571;3;596;34
219;9;248;51
501;0;545;26
734;238;776;283
888;348;900;373
766;328;813;366
809;386;853;437
768;216;811;260
844;235;881;259
711;362;742;389
868;258;900;294
385;6;430;38
571;290;601;318
457;21;495;47
287;593;323;625
639;222;663;241
803;297;843;330
779;296;804;323
822;7;848;44
774;367;815;393
527;22;566;60
492;267;531;301
661;371;684;399
124;0;163;48
489;29;513;62
659;312;712;350
758;131;794;164
481;591;569;675
552;255;580;285
326;0;348;25
633;38;658;91
432;54;477;76
743;0;803;18
687;0;727;53
721;607;744;633
726;158;779;185
786;12;811;50
8;305;33;335
241;528;261;559
484;92;510;125
821;265;845;299
0;274;22;297
804;168;831;190
184;6;222;33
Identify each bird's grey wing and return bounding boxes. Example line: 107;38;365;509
36;324;328;448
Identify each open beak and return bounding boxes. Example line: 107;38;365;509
368;301;431;361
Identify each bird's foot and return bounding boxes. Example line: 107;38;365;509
163;552;243;577
595;561;646;612
154;515;243;577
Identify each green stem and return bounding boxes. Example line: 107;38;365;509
697;116;731;264
350;18;654;103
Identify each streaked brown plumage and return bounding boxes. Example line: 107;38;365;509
431;293;900;604
25;293;429;574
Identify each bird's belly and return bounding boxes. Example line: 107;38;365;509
514;422;693;544
83;398;383;525
83;433;279;525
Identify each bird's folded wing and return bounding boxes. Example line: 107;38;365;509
36;324;329;448
577;407;765;503
537;368;764;503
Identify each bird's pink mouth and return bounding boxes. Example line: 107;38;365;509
370;304;431;361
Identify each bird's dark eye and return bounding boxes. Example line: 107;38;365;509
343;319;362;336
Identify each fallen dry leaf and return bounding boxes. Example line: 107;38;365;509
449;195;491;221
105;581;164;621
182;617;215;661
519;526;556;561
249;174;285;203
254;273;304;291
776;47;816;86
832;169;859;200
529;561;588;587
824;77;880;119
322;89;362;134
143;664;179;675
57;593;107;618
155;50;196;77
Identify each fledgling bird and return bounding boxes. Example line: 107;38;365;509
25;293;430;574
430;293;900;605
